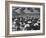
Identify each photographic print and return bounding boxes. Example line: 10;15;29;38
12;7;40;31
5;1;45;37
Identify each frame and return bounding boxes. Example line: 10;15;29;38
5;1;45;37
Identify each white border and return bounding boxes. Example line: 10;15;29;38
9;4;43;34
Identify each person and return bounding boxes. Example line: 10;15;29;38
23;23;30;30
20;22;25;30
19;21;23;30
33;23;40;30
16;19;20;31
37;20;40;26
12;18;18;31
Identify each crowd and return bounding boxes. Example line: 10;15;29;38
12;16;40;31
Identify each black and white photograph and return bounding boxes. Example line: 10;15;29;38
12;7;40;31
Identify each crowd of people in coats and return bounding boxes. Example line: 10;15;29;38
12;16;40;31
